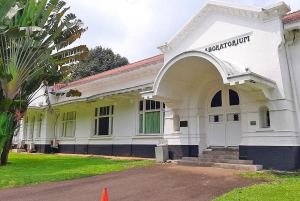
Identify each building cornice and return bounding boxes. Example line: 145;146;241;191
51;82;154;107
158;1;290;54
58;59;163;92
284;20;300;31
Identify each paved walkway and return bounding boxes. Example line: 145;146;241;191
0;164;261;201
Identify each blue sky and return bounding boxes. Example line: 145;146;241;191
65;0;300;63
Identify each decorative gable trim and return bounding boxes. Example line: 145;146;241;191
158;1;290;54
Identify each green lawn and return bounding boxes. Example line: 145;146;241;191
214;172;300;201
0;153;155;188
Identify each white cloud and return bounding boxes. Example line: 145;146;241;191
65;0;204;62
64;0;300;63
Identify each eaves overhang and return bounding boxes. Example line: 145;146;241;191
53;60;163;95
228;72;276;88
284;20;300;31
28;106;45;110
228;72;276;101
54;55;164;92
49;83;154;108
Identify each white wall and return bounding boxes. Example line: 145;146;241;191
49;94;163;146
164;14;290;99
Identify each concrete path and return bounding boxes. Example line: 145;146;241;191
0;164;261;201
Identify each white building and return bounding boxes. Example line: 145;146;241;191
15;1;300;170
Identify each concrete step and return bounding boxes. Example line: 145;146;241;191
12;149;26;153
182;157;253;165
199;154;239;160
182;157;199;161
175;160;263;171
203;150;239;156
208;147;239;152
199;158;253;165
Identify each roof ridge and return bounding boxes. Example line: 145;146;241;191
127;54;163;66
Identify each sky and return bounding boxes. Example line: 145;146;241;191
64;0;300;63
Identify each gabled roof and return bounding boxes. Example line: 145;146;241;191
53;54;164;91
283;10;300;24
158;0;290;53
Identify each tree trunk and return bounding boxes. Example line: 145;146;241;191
1;136;13;166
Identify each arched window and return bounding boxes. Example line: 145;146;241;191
211;90;222;107
259;106;270;128
229;89;239;106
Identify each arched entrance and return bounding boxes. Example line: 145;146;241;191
142;50;275;155
207;86;241;147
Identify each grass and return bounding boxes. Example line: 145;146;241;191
214;171;300;201
0;152;155;188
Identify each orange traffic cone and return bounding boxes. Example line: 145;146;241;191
101;188;108;201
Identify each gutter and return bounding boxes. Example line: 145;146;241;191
284;39;300;136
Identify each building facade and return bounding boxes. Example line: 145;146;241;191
14;1;300;170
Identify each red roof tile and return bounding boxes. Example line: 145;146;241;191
283;10;300;24
53;83;67;91
53;54;164;91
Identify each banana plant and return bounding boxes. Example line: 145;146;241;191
0;0;88;165
0;0;18;32
1;0;88;103
0;113;14;156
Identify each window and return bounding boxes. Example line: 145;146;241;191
259;106;270;128
139;100;165;134
209;114;223;122
94;106;114;136
227;113;241;122
24;116;29;139
211;90;222;107
211;89;239;108
29;116;35;139
37;113;43;138
229;89;239;106
62;111;76;137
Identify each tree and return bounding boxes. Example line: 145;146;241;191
69;46;129;81
0;0;88;165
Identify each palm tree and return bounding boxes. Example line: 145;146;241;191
0;0;88;165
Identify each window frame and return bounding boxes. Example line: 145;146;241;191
138;100;165;135
29;115;35;139
210;89;240;109
36;113;43;138
93;105;114;136
23;116;29;139
61;111;77;138
259;106;270;128
211;90;222;108
228;89;240;106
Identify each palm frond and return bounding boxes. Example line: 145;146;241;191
0;0;16;22
0;0;88;113
0;35;52;99
55;26;88;50
52;45;88;65
0;0;17;32
53;1;66;13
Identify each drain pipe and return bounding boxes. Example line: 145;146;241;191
284;38;300;136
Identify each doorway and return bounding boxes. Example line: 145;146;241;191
207;86;242;147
